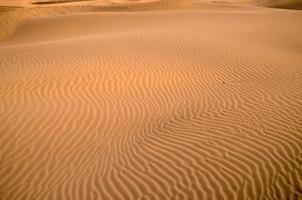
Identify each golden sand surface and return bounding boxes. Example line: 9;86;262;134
1;0;302;199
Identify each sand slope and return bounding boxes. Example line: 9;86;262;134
1;1;302;199
0;0;190;40
259;0;302;9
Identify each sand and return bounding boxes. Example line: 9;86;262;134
1;0;302;199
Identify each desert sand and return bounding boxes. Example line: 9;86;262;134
0;0;302;199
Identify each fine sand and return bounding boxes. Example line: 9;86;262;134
1;0;302;199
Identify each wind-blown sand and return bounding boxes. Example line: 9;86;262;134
1;0;302;199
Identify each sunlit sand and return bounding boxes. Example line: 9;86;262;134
1;0;302;199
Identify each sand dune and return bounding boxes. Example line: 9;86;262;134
1;0;302;199
258;0;302;9
0;0;190;40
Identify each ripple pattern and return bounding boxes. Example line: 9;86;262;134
1;8;302;200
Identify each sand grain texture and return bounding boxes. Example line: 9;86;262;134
1;0;302;199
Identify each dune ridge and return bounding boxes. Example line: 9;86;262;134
32;0;94;4
1;0;302;199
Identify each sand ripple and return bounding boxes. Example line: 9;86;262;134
1;4;302;200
